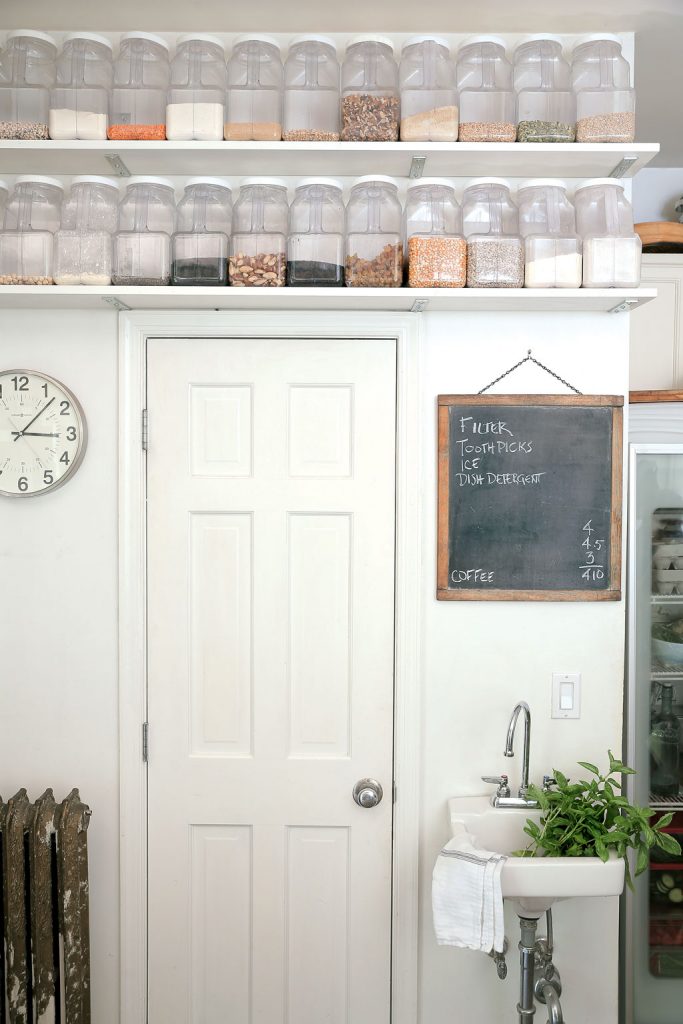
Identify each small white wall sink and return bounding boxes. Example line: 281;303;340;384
448;795;625;918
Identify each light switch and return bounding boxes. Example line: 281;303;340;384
552;672;581;719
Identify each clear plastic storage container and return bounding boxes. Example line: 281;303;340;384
571;35;635;143
283;36;340;141
400;36;458;142
109;33;170;140
172;178;232;286
225;36;283;141
345;175;402;287
405;179;466;288
288;178;345;286
341;37;400;142
0;30;56;139
514;36;575;142
112;177;175;286
166;34;226;141
462;178;524;288
49;33;113;140
0;181;8;219
230;178;288;286
54;175;119;285
0;175;63;284
456;37;515;142
517;180;582;288
574;178;641;287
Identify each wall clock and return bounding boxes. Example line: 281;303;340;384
0;370;87;497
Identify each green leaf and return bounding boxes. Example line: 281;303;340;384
595;836;609;862
577;761;600;775
655;812;674;830
656;833;682;857
636;844;649;876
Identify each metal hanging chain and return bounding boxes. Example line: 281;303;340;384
478;350;583;395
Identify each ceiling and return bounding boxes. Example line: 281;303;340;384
0;0;680;166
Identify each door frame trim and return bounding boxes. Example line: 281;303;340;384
119;311;422;1024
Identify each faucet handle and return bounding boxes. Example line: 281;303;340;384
542;775;557;792
481;774;511;798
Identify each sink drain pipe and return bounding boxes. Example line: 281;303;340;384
517;917;538;1023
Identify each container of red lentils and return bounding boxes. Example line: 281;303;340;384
109;33;170;140
405;178;466;287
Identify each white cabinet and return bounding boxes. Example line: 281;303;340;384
630;255;683;389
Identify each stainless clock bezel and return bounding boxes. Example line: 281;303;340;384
0;368;88;498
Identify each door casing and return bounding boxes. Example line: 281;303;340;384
118;310;422;1024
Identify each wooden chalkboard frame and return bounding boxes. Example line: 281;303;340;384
437;394;624;602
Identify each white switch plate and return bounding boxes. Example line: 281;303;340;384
552;672;581;719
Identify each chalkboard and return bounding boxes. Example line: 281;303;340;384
437;395;623;601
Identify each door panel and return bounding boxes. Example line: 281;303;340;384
146;337;396;1024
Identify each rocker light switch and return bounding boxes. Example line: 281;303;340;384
552;672;581;719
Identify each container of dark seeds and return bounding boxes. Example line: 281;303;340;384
288;178;345;286
172;178;232;286
341;36;400;142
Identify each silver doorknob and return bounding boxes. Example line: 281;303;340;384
353;779;383;808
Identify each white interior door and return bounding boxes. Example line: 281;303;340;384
146;336;396;1024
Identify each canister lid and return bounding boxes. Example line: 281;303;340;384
351;174;399;188
514;34;564;50
63;32;113;51
458;35;507;50
120;32;170;50
406;177;456;190
71;175;120;189
573;33;623;49
124;175;175;190
240;176;288;189
15;175;64;190
574;178;625;192
402;35;451;52
185;177;233;190
176;33;225;49
463;177;511;190
288;35;337;50
518;178;568;191
347;35;394;52
6;29;57;48
296;177;344;191
232;34;280;49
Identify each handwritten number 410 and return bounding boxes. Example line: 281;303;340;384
580;520;606;581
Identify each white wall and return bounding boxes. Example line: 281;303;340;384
633;168;683;222
418;311;629;1024
0;308;120;1024
0;305;629;1024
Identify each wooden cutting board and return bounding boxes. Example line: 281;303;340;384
636;221;683;252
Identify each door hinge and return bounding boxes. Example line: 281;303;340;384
141;408;148;451
142;722;149;762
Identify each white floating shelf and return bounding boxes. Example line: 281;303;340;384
0;285;656;312
0;140;660;180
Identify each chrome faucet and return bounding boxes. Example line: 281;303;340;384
504;701;532;799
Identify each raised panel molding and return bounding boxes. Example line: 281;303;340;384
630;256;683;391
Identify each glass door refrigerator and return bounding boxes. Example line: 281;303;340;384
626;403;683;1024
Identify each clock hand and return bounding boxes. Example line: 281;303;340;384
10;431;60;438
12;396;55;441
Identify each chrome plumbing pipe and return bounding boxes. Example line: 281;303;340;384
518;916;538;1024
539;983;564;1024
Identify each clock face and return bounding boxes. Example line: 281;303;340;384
0;370;87;497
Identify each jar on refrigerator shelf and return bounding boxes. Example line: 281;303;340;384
345;175;402;287
166;34;226;141
513;36;576;142
455;37;516;142
405;179;466;288
112;177;176;286
571;35;635;143
0;175;63;284
574;178;641;287
54;176;119;285
517;180;582;288
283;36;340;141
0;30;57;139
341;37;400;142
172;178;232;286
399;36;458;142
109;33;170;140
230;178;288;286
462;178;524;288
49;33;113;140
225;36;283;141
287;178;345;286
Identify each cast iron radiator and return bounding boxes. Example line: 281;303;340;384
0;789;91;1024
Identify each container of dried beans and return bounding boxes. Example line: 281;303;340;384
109;33;170;140
405;179;466;288
0;176;63;285
0;31;56;140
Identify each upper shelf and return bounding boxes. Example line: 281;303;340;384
0;140;660;180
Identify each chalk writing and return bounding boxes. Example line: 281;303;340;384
579;519;606;582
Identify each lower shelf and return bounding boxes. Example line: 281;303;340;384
0;285;657;312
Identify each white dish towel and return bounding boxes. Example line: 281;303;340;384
432;831;507;954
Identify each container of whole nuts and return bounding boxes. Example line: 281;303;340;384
345;175;403;287
405;178;466;287
230;177;289;287
341;36;400;141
